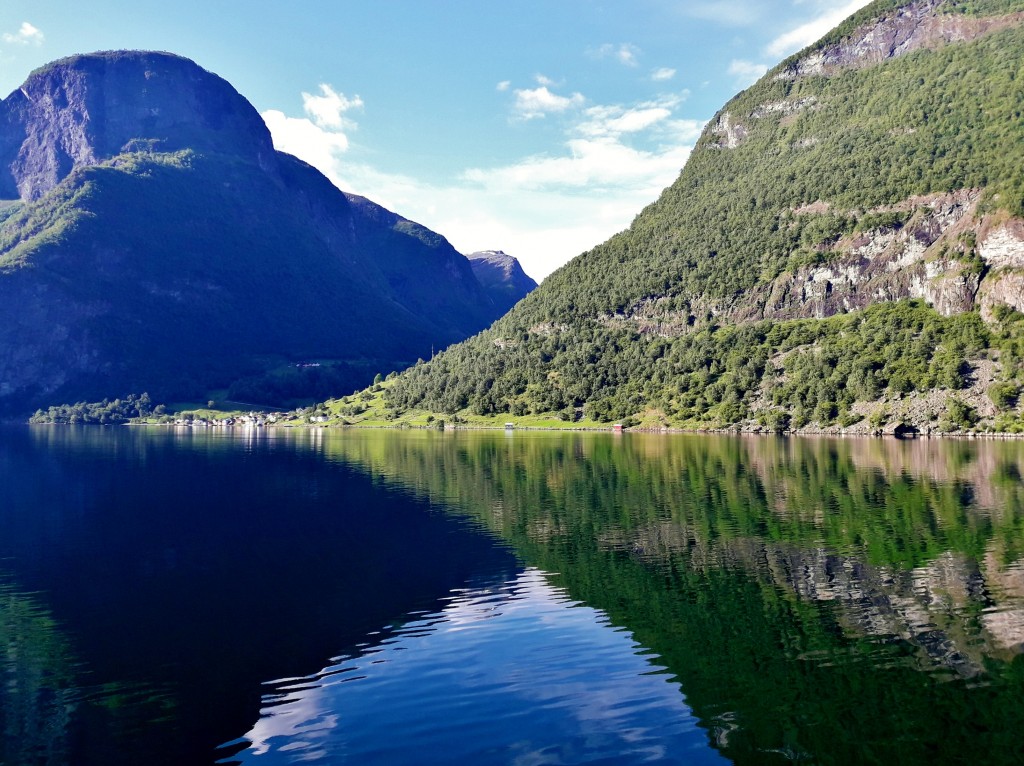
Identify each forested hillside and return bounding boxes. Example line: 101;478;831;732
345;0;1024;433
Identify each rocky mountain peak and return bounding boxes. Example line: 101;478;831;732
466;250;538;314
0;50;275;200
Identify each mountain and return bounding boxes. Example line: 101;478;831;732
466;250;537;315
0;51;502;415
358;0;1024;433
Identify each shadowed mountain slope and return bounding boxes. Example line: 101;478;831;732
0;51;501;414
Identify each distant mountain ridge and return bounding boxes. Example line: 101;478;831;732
466;251;537;315
0;51;507;414
364;0;1024;434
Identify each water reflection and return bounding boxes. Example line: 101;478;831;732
223;569;725;765
320;431;1024;765
6;426;1024;764
1;426;519;765
0;577;178;765
0;579;77;764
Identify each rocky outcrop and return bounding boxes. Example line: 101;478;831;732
711;99;821;149
750;97;818;120
466;250;538;315
978;270;1024;319
777;0;1024;79
978;220;1024;269
976;222;1024;319
709;112;749;149
756;190;982;322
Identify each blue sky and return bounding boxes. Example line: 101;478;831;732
0;1;871;279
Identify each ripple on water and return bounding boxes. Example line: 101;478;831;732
219;569;727;765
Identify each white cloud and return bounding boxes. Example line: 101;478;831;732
339;101;703;279
496;80;511;92
301;84;362;130
765;0;873;59
512;86;585;120
577;94;689;139
593;42;641;67
650;67;676;82
262;109;351;169
335;162;653;280
727;58;768;87
602;107;674;135
445;96;703;277
3;21;43;46
462;136;695;193
534;73;558;87
260;83;361;182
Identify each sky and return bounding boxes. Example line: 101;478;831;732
0;0;872;280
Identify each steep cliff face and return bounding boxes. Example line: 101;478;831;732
614;189;1021;328
0;52;501;414
466;251;538;315
0;52;276;200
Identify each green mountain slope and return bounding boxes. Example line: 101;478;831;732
362;0;1024;433
0;52;502;415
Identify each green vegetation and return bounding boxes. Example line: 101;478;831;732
530;10;1024;321
0;579;78;763
30;393;158;424
382;300;990;428
941;0;1024;14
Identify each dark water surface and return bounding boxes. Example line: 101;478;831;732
1;427;1023;764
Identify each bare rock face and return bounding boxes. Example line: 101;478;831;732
709;112;749;149
978;221;1024;269
611;188;1024;333
778;0;1024;79
975;222;1024;319
0;51;276;200
751;194;1024;323
741;190;988;322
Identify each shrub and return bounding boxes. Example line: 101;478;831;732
988;382;1019;410
940;398;979;431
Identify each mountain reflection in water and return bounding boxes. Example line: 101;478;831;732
317;430;1024;765
1;426;1023;764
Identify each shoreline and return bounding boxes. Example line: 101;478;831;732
28;420;1024;440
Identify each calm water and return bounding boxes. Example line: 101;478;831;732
1;427;1023;764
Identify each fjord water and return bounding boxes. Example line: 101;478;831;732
2;428;1023;764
